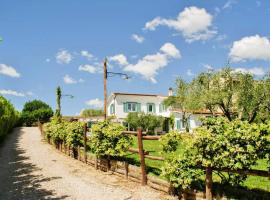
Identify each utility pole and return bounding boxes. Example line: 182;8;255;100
103;58;130;121
103;58;108;120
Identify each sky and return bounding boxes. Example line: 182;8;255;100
1;0;270;115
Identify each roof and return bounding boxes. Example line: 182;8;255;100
171;108;223;115
112;92;168;98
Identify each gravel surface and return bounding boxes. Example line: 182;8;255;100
0;127;176;200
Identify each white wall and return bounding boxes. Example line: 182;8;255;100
107;94;170;119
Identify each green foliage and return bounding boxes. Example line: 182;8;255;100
80;109;104;117
161;117;270;189
65;121;84;148
160;131;181;153
21;100;53;126
167;67;270;123
55;86;62;119
44;119;84;148
90;121;132;157
0;96;20;139
125;112;164;134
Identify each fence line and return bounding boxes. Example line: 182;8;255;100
39;122;270;200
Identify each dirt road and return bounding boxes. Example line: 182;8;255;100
0;127;176;200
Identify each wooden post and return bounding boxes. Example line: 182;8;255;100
124;161;129;179
137;128;147;186
205;167;213;200
83;123;87;163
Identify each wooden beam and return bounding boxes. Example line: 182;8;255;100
144;155;165;161
142;135;161;140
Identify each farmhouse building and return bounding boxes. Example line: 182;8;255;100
107;89;212;132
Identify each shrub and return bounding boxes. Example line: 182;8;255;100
90;121;132;157
161;117;270;189
21;100;53;126
125;112;164;134
0;96;19;139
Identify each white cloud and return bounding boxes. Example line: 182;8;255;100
45;58;50;62
78;64;97;74
223;0;237;9
63;74;78;84
229;35;270;62
187;69;194;76
80;50;94;60
124;43;181;83
109;54;129;66
131;34;145;43
56;49;73;64
234;67;266;76
160;43;181;58
0;89;25;97
144;6;217;42
0;64;20;78
203;64;214;70
85;98;103;108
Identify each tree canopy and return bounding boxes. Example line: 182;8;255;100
80;109;104;117
21;100;53;126
164;67;270;123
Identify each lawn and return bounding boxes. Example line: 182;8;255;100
125;136;270;193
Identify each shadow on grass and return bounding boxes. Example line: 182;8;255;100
0;127;69;200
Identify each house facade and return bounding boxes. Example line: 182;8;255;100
107;91;210;132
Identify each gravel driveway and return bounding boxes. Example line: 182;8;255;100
0;127;176;200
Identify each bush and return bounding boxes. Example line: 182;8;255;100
161;117;270;189
125;112;164;134
90;121;132;157
0;96;20;140
21;100;53;126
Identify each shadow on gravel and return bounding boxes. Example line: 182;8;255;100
0;127;69;200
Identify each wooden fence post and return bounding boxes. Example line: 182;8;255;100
205;167;213;200
137;128;147;186
124;161;129;179
84;123;87;163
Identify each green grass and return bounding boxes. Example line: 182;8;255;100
124;136;270;194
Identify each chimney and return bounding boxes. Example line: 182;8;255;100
168;87;173;96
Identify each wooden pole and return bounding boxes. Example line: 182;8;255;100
84;123;87;163
137;128;147;186
104;58;107;120
205;167;213;200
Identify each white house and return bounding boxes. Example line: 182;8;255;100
107;89;213;132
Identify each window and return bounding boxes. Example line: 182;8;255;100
128;102;137;112
147;103;156;113
123;102;141;113
110;104;115;114
159;103;166;113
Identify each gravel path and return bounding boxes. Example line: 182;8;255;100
0;127;176;200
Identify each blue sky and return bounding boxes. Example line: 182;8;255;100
1;0;270;115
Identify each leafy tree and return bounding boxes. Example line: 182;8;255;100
125;112;164;134
21;100;53;126
80;109;104;117
55;86;62;119
165;67;270;123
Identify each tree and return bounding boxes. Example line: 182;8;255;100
21;100;53;126
125;112;164;134
55;86;62;119
165;67;270;123
80;109;104;117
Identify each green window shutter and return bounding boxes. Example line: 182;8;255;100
123;102;127;113
110;104;115;114
137;103;141;112
176;120;180;130
146;103;150;113
153;104;156;113
159;104;162;113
